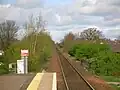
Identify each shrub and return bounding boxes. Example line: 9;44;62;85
68;43;120;76
69;43;111;59
0;56;9;75
69;44;80;56
88;51;120;75
0;63;9;75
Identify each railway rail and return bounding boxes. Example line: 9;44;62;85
56;47;95;90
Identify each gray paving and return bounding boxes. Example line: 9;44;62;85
0;74;35;90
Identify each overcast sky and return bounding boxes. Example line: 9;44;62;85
0;0;120;42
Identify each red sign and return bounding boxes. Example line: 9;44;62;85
21;50;29;56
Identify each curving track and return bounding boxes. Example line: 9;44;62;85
56;48;95;90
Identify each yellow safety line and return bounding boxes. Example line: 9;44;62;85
27;73;44;90
52;73;57;90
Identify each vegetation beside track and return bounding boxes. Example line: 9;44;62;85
59;28;120;76
110;84;120;90
101;76;120;82
58;28;120;90
5;32;54;72
68;43;120;76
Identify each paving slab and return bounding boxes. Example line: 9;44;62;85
38;73;53;90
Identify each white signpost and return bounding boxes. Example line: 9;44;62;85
17;49;29;74
17;60;24;74
21;49;28;74
21;56;28;74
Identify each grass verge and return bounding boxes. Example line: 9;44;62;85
101;76;120;82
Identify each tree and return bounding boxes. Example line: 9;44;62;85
62;32;76;52
64;32;75;41
80;28;104;40
24;13;46;36
0;20;19;50
61;32;75;46
24;13;47;54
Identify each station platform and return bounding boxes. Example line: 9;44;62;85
27;73;57;90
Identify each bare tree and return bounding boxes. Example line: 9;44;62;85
33;13;46;54
80;28;104;40
24;14;35;36
24;13;46;54
0;20;19;50
24;13;46;36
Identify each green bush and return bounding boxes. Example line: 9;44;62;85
69;43;111;59
29;51;50;72
89;51;120;75
0;63;9;75
75;44;94;59
0;56;9;75
69;44;80;56
68;43;120;76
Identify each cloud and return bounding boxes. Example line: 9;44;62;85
17;0;33;4
50;30;67;42
55;13;61;23
16;0;44;8
0;0;120;41
103;29;120;39
0;4;11;8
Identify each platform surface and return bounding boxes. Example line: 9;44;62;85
27;73;56;90
0;74;34;90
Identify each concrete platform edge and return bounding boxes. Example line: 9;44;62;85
52;73;57;90
27;73;44;90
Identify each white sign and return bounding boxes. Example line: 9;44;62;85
0;53;2;56
0;50;4;56
17;60;25;74
21;50;29;56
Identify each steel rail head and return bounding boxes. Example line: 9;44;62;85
57;48;70;90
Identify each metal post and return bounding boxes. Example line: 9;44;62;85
21;56;26;74
21;56;25;74
22;56;28;74
25;56;28;74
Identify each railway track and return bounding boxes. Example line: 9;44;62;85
56;48;95;90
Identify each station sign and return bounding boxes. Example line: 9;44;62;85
21;50;29;56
